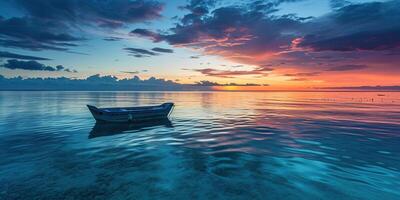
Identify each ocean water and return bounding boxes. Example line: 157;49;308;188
0;91;399;200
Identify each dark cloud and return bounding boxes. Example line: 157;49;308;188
64;68;77;73
124;47;173;57
132;54;146;58
178;0;217;25
298;1;400;52
130;28;162;41
0;0;163;51
121;71;140;74
0;16;82;51
12;0;164;28
138;0;301;50
124;47;158;57
284;72;321;77
131;1;303;65
326;64;368;71
151;47;174;53
0;51;51;60
1;59;77;72
56;65;64;71
103;37;123;42
299;29;400;52
168;5;297;47
190;56;200;59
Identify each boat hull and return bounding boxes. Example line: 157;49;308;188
87;103;174;123
89;119;173;138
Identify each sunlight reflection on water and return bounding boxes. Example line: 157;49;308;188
0;91;399;199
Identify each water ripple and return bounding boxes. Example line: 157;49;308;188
0;91;399;199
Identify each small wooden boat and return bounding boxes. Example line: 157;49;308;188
87;102;174;123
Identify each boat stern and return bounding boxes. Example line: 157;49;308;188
162;102;175;117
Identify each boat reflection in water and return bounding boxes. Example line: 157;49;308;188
89;119;173;139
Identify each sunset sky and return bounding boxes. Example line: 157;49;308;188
0;0;399;90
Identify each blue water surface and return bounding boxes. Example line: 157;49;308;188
0;91;399;200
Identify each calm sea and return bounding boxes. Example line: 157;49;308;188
0;91;399;200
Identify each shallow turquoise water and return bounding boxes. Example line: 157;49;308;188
0;91;399;200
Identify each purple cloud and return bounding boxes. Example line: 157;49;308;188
327;64;368;71
130;0;400;75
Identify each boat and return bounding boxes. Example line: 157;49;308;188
87;102;174;123
89;119;173;139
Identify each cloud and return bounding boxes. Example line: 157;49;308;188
193;66;272;78
0;74;183;91
64;68;77;73
0;51;51;60
0;16;83;51
0;74;268;91
151;47;173;53
327;64;368;71
0;0;164;51
124;47;158;57
284;72;321;77
283;71;321;81
131;1;302;62
1;59;77;72
103;37;123;42
320;85;400;91
289;78;308;81
298;1;400;52
298;29;400;52
130;0;400;76
1;73;399;91
124;47;173;57
194;80;262;86
130;28;162;41
180;0;216;15
12;0;164;28
121;71;140;74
